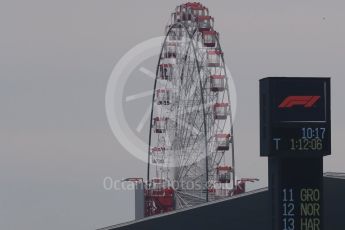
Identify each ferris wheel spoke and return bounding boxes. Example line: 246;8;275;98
180;82;210;147
177;150;205;181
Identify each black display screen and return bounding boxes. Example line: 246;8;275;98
260;77;331;156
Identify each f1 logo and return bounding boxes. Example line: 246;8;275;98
279;96;320;108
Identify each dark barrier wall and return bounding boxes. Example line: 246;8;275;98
324;176;345;230
100;176;345;230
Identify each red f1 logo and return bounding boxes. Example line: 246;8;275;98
279;96;320;108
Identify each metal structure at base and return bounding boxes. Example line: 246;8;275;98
98;174;345;230
144;179;175;216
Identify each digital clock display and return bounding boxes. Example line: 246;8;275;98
271;125;330;155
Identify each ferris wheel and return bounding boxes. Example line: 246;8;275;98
146;2;236;214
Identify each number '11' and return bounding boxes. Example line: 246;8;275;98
283;188;294;201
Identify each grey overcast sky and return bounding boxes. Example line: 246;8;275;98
1;0;344;229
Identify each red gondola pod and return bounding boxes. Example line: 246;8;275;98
149;178;168;190
145;178;175;216
196;15;214;32
182;9;192;21
161;54;176;66
163;42;177;58
213;102;229;120
157;187;174;207
177;2;208;21
202;30;218;47
148;178;174;202
171;12;182;23
209;75;225;92
159;64;173;81
175;4;191;21
190;5;208;18
153;117;168;133
150;147;165;164
183;2;204;9
156;89;171;105
216;166;232;183
215;133;231;151
207;50;223;67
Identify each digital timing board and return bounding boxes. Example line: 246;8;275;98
260;77;331;230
